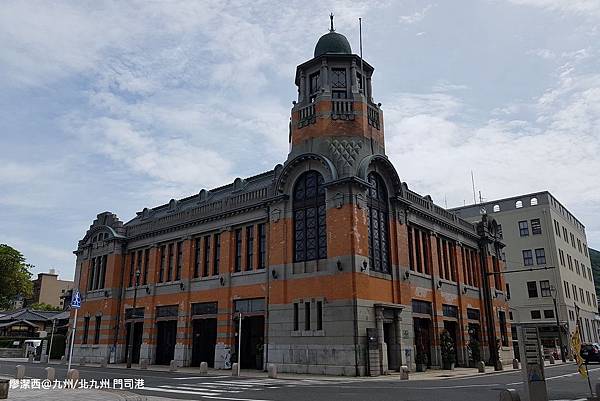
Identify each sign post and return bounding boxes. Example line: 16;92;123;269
67;290;82;372
517;324;548;401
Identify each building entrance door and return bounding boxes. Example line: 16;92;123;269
191;318;217;367
414;317;432;367
124;321;143;364
444;320;459;364
155;320;177;365
236;315;264;369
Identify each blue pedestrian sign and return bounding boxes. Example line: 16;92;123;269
71;290;81;309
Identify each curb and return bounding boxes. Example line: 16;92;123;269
103;389;146;401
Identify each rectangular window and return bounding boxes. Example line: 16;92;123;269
583;265;587;279
293;303;299;331
88;258;95;291
191;302;217;316
586;291;591;305
467;308;480;320
570;233;576;248
235;229;242;272
575;259;580;275
412;300;432;315
519;220;529;237
309;72;320;98
554;220;560;236
258;223;267;269
573;284;578;301
499;311;508;347
193;238;201;278
559;249;565;266
577;239;582;253
304;302;311;331
203;236;211;277
175;241;183;280
523;250;533;266
166;243;174;282
442;304;458;318
563;226;568;241
584;246;588;257
535;248;546;265
316;301;323;331
580;288;585;302
531;218;542;235
408;227;415;272
527;281;538;298
136;250;142;286
159;245;166;282
128;252;135;287
564;281;570;298
213;233;220;275
531;310;541;319
506;283;511;300
246;226;254;271
544;309;554;319
540;280;551;297
143;249;149;285
94;316;101;344
567;254;573;270
82;316;90;344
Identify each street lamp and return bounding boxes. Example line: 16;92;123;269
550;285;566;362
126;269;141;369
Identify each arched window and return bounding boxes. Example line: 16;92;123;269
293;171;327;262
493;204;500;212
530;197;538;206
367;172;390;273
515;200;523;208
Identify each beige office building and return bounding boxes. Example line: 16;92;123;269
453;191;598;356
30;269;74;309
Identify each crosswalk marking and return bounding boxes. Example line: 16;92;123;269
141;377;345;398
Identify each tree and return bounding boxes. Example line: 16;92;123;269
0;244;33;309
29;302;61;311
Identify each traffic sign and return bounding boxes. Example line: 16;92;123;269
71;290;81;309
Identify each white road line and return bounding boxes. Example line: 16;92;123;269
174;376;230;380
202;396;277;401
160;384;241;393
140;386;227;396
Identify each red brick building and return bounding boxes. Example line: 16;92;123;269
71;22;512;375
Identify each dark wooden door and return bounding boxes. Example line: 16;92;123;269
155;320;177;365
191;318;217;367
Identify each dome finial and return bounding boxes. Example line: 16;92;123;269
330;12;335;32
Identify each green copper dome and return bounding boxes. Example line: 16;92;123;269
314;31;352;58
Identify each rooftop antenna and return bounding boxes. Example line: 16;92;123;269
471;171;476;204
330;12;335;31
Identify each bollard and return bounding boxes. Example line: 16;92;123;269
139;360;148;370
0;378;9;399
400;365;409;380
60;355;66;365
15;365;25;380
495;359;504;371
268;364;278;379
66;369;79;388
549;355;555;365
100;357;108;368
231;363;239;376
499;388;521;401
45;367;55;381
478;361;486;373
199;362;208;375
27;355;33;363
512;359;519;369
169;360;178;372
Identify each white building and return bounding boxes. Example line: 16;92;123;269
453;191;598;357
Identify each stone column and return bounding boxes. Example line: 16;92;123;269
394;310;403;371
376;308;387;374
321;59;329;94
299;72;305;103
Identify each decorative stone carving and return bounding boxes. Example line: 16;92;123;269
271;209;281;223
333;193;344;209
328;139;362;169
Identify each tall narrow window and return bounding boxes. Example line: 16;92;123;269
367;172;390;273
499;311;508;347
88;258;95;291
531;218;542;235
143;250;149;285
258;223;267;269
235;229;242;272
128;252;135;287
98;255;107;289
246;226;254;271
159;245;166;283
408;227;415;271
527;281;538;298
213;233;220;275
304;302;311;330
94;316;101;345
203;236;211;277
167;243;174;282
535;248;546;265
136;250;142;285
82;317;90;344
293;171;327;262
293;303;299;331
193;238;201;278
175;241;183;280
316;301;323;330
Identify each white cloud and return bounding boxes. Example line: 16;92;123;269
399;5;434;24
507;0;600;16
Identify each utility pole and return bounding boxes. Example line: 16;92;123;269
550;285;566;362
126;269;141;368
48;318;56;362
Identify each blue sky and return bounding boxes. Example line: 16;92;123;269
1;0;599;280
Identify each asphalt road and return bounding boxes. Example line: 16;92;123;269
0;360;597;401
